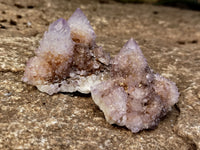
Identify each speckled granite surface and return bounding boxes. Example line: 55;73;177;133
0;0;199;149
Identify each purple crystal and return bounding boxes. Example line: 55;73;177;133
68;8;96;45
111;38;147;78
23;8;179;133
23;18;74;85
36;18;74;56
91;38;179;133
23;9;109;95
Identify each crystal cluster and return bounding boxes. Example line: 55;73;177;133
23;8;179;133
91;39;179;132
23;8;110;95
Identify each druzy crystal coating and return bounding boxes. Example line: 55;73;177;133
23;8;179;133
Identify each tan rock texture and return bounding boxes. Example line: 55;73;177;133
0;0;199;149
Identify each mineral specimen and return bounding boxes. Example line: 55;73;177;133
23;8;179;133
91;38;179;132
23;8;110;95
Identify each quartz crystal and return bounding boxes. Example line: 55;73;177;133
23;8;179;133
23;8;110;95
91;39;179;132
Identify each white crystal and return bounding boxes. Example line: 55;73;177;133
68;8;96;45
36;18;74;56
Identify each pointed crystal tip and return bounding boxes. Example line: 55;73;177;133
37;17;73;56
74;8;84;16
68;8;88;23
68;8;96;45
124;38;140;50
49;18;68;33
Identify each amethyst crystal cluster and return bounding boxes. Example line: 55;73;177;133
23;8;179;133
23;8;109;95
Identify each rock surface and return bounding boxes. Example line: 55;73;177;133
0;0;200;149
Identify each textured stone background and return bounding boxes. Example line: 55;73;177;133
0;0;200;149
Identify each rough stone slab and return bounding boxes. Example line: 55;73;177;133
0;0;200;149
0;37;39;72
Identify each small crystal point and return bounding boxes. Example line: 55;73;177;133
125;38;139;49
37;18;74;56
111;38;147;77
121;38;141;53
68;8;89;25
68;8;96;45
49;18;68;33
72;8;85;17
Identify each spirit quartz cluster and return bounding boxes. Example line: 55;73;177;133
23;8;179;133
